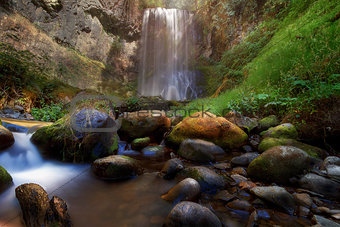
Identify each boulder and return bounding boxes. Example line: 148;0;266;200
164;202;222;227
178;139;225;163
0;165;13;192
31;109;118;162
321;156;340;169
258;115;279;131
179;166;226;193
261;123;298;139
141;146;165;160
47;196;72;227
250;186;296;215
131;137;151;150
298;173;340;199
225;111;258;133
231;152;259;166
160;158;184;180
15;184;71;227
247;146;314;184
15;184;51;227
326;165;340;182
161;178;200;203
166;112;248;149
0;125;15;150
92;155;143;180
258;137;325;158
118;111;171;142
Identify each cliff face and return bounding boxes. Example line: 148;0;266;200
0;0;143;96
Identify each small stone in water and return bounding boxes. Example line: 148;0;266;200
213;190;235;203
232;167;247;177
227;199;253;212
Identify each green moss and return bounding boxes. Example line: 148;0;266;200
0;166;13;191
131;137;151;150
262;124;298;139
259;137;322;158
258;115;280;131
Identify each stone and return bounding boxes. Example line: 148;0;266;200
164;202;222;227
166;112;248;149
298;173;340;199
159;158;184;180
213;162;231;170
258;137;325;158
250;186;296;215
179;166;226;193
225;111;258;133
131;137;151;150
247;146;314;184
258;115;279;131
298;206;310;217
232;167;247;177
31;109;118;162
178;139;225;163
261;123;298;139
118;111;171;142
313;215;340;227
231;152;259;166
242;145;253;152
227;199;252;212
47;196;72;227
0;125;15;150
213;190;235;203
294;193;313;208
92;155;143;180
0;165;13;192
161;178;200;203
322;156;340;169
326;165;340;181
141;146;165;160
15;184;50;227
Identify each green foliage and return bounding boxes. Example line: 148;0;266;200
31;103;65;122
187;0;340;122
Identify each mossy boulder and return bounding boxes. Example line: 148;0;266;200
92;155;143;180
178;139;225;163
118;111;171;142
131;137;151;150
0;166;13;192
248;146;315;184
161;178;201;203
0;125;15;150
261;123;298;139
179;166;226;193
166;112;248;150
259;137;326;158
31;109;118;163
141;145;165;160
258;115;279;131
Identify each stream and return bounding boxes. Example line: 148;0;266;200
0;122;177;227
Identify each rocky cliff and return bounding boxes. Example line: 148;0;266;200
0;0;142;97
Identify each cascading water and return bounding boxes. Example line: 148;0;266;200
138;8;199;101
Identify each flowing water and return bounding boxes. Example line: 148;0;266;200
138;8;199;101
0;124;176;227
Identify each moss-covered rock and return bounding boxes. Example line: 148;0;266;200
92;155;143;180
248;146;315;184
0;125;15;150
259;137;326;158
261;123;298;139
118;111;171;142
131;137;151;150
258;115;279;131
31;109;118;163
166;112;248;150
179;166;226;193
0;166;13;192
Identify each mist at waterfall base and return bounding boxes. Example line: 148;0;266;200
138;8;201;101
0;132;176;227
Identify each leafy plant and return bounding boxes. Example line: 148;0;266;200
31;103;65;122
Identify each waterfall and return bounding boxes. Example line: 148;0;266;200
138;8;199;101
